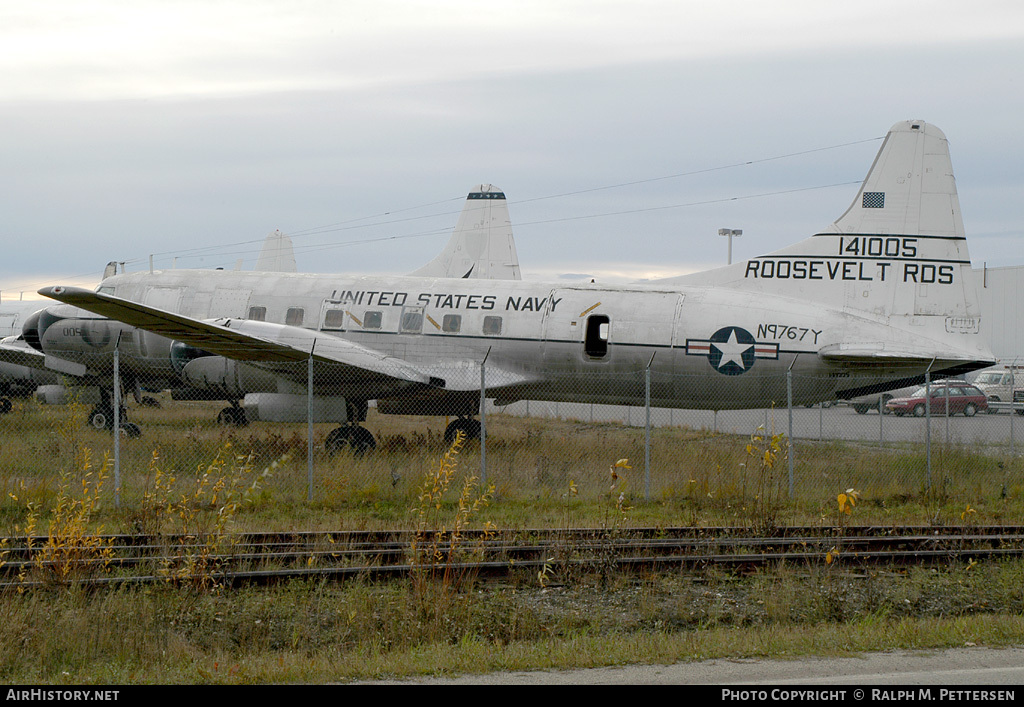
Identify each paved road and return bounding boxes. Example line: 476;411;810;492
362;646;1024;685
503;401;1024;447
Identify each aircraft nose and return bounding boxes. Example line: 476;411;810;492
22;307;62;352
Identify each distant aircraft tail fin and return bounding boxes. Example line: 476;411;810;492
671;120;993;371
411;184;522;280
255;230;297;272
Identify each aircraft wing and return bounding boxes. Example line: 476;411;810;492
38;286;440;389
0;337;48;370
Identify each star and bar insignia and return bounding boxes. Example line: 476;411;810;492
685;326;779;376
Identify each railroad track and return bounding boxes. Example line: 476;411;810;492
3;525;1023;590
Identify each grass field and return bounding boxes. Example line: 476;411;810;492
2;394;1024;683
1;393;1021;532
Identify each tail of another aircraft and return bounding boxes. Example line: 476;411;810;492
673;120;993;368
411;184;522;280
255;230;298;273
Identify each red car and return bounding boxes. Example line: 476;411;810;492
885;382;988;417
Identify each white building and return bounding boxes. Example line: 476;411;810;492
975;264;1024;365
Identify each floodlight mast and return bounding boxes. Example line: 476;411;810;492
718;228;742;265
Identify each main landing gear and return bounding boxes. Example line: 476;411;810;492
216;401;249;427
325;424;377;456
323;415;483;457
444;417;481;446
87;394;141;438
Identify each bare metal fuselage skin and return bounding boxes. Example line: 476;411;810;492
36;254;986;415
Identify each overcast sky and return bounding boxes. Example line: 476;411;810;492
1;0;1021;300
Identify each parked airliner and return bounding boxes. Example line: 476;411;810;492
26;123;995;452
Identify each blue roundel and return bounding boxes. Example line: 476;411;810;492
707;326;756;376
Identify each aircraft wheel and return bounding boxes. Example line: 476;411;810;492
444;418;481;446
0;398;12;414
89;410;110;430
217;406;248;427
120;422;142;438
325;426;376;456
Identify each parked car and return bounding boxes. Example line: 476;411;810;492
972;367;1023;413
848;384;919;414
885;382;988;417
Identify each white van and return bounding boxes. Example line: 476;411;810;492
972;367;1022;413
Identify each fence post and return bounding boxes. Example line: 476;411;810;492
1010;359;1017;464
925;361;934;491
307;341;316;503
480;348;490;487
879;393;884;445
786;367;794;499
113;344;121;509
645;353;655;502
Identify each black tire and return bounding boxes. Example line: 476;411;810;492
913;404;926;418
444;418;481;446
853;405;869;415
217;406;248;427
963;403;977;417
325;426;376;456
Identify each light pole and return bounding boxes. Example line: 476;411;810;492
719;228;742;265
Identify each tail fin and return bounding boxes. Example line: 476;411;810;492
255;230;297;272
830;121;963;238
411;184;522;280
673;120;993;368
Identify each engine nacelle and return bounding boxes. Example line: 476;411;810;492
36;385;101;406
24;305;127;356
241;393;350;423
178;354;279;399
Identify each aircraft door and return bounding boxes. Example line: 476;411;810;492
541;288;681;366
320;299;347;332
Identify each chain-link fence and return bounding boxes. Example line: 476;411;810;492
2;347;1021;519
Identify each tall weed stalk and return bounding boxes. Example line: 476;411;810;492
409;430;496;627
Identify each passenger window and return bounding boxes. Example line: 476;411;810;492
323;309;345;329
248;306;267;321
285;307;304;326
364;311;382;329
442;314;462;333
400;308;424;333
483;316;502;335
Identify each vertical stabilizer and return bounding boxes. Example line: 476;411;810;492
411;185;522;279
255;230;298;273
665;120;991;368
829;121;964;238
